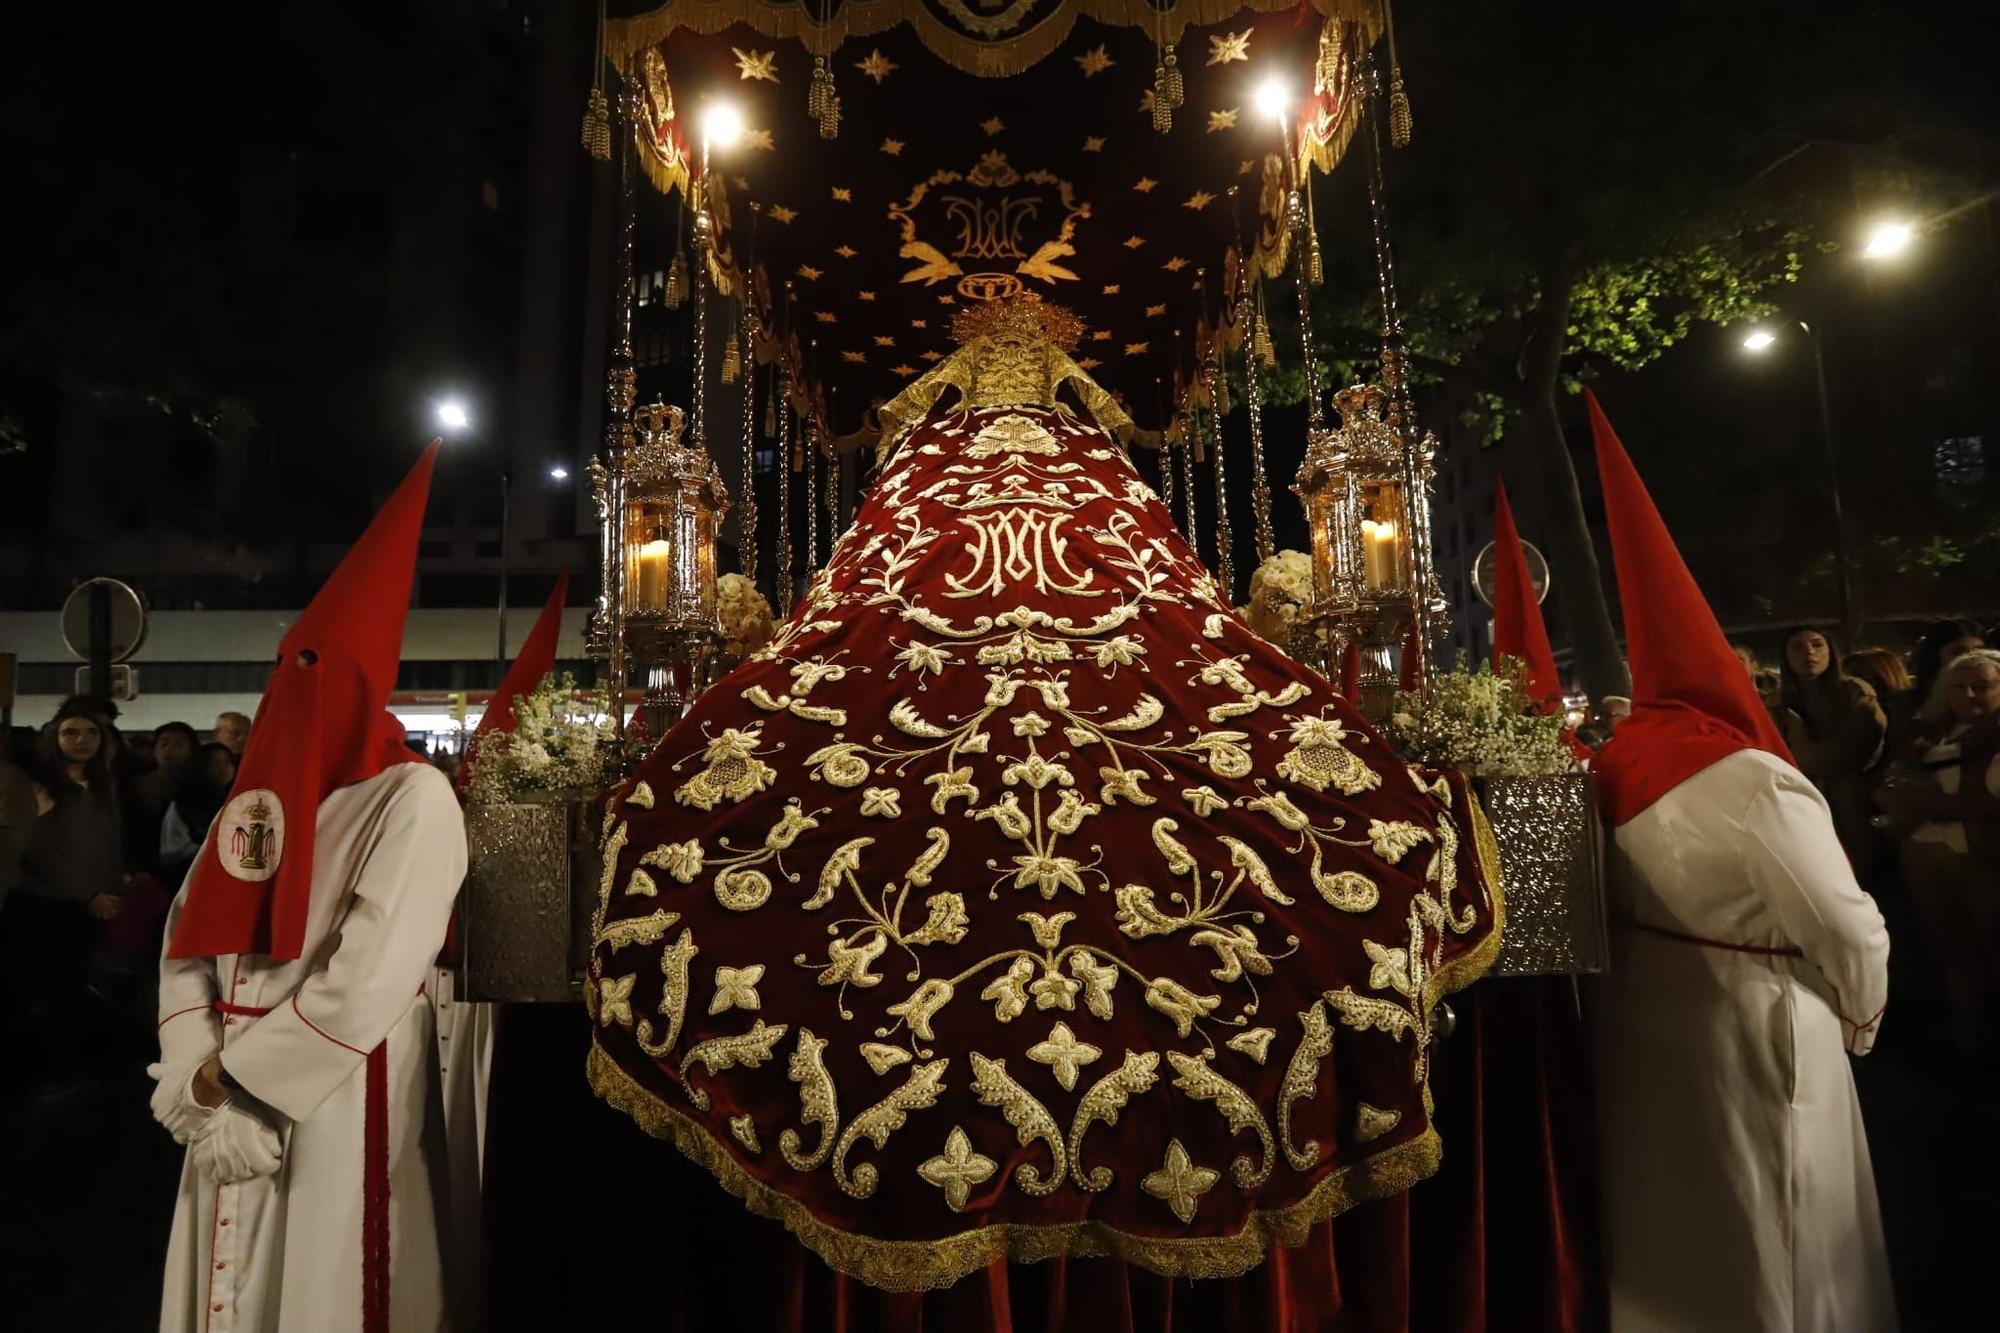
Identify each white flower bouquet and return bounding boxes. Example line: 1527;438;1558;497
1239;549;1315;648
466;671;620;803
1384;655;1574;778
719;572;776;659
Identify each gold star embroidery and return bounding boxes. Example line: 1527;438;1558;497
1082;136;1105;153
1239;158;1256;175
890;363;918;376
856;49;898;84
1163;256;1189;272
873;335;896;347
1143;1139;1219;1223
831;186;852;202
733;48;779;82
857;290;877;302
1183;191;1215;210
597;973;636;1027
1124;341;1149;355
841;350;867;363
1026;1022;1102;1092
834;245;857;258
1123;235;1146;249
1075;44;1114;77
880;138;904;156
1133;177;1158;193
1102;284;1121;296
921;349;945;362
709;964;764;1014
910;318;928;329
1090;330;1113;341
1208;29;1252;66
768;206;798;224
814;310;837;323
1208;108;1240;132
918;1127;996;1212
1076;356;1102;369
937;294;956;305
980;115;1005;137
796;264;823;281
732;175;751;191
742;128;774;151
1138;89;1157;114
1145;303;1168;317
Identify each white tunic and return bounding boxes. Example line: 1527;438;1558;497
1593;749;1894;1333
155;763;467;1333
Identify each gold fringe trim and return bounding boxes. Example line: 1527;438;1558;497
608;0;1383;78
588;1042;1441;1291
584;772;1503;1293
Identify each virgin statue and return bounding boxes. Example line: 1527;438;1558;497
578;293;1502;1323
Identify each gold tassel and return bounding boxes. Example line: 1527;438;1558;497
1389;71;1413;148
1150;63;1172;134
763;393;777;437
1253;288;1276;366
721;334;742;384
1304;185;1325;286
581;87;611;162
1161;50;1184;109
810;59;839;139
664;250;688;309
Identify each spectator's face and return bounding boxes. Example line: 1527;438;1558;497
1731;644;1758;677
214;715;249;754
204;748;238;788
1942;634;1985;667
1785;631;1831;679
57;717;101;766
1946;661;2000;725
155;730;195;769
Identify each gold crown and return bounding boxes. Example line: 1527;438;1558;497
949;293;1085;353
244;794;271;822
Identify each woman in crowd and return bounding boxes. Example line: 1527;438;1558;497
1911;618;1986;710
1779;626;1889;869
1;702;127;1046
157;742;236;889
1877;648;2000;1062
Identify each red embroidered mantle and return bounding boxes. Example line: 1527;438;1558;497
588;395;1502;1290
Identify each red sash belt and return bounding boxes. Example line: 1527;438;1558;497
1618;919;1805;958
212;1000;274;1017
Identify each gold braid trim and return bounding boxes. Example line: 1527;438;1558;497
588;1041;1440;1290
607;0;1383;78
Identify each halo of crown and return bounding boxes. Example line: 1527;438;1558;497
949;293;1085;353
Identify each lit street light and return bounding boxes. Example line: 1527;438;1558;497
549;465;570;481
1861;219;1914;261
1739;319;1857;640
436;399;471;433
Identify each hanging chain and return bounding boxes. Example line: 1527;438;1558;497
738;310;759;585
1229;188;1274;563
1292;179;1323;429
1159;435;1178;530
1176;419;1197;537
692;208;711;452
1204;357;1235;599
804;418;820;574
776;366;794;616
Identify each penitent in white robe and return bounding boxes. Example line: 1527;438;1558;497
1593;748;1895;1333
155;763;467;1333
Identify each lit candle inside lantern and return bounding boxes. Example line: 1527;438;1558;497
1361;518;1400;590
635;538;672;609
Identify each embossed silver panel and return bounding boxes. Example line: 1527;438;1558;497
1482;773;1607;977
464;800;601;1002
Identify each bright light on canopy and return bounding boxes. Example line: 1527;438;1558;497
703;102;744;148
1254;77;1289;122
1740;329;1778;353
1861;220;1914;260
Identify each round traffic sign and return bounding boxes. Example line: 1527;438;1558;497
60;578;148;663
1470;540;1551;608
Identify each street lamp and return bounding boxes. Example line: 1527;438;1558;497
549;465;570;481
1861;219;1914;261
1254;77;1288;124
1739;319;1857;641
436;399;471;433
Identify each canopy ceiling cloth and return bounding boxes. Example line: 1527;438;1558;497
604;0;1377;436
582;314;1504;1289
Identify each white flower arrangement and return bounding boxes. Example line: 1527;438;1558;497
719;572;776;659
466;671;619;803
1383;654;1574;778
1239;549;1315;648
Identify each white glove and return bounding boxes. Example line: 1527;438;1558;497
148;1061;216;1146
190;1102;285;1184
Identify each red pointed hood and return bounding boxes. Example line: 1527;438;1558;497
169;444;438;959
1585;391;1794;825
459;569;570;795
1490;478;1563;710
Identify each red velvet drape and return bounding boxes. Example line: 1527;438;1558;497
481;980;1601;1331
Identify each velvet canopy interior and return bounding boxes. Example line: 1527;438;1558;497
604;0;1379;435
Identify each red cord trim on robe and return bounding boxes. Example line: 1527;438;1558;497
363;1041;390;1333
159;1003;214;1030
1617;919;1805;958
212;1000;275;1017
291;994;369;1056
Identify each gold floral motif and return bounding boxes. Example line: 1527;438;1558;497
779;1028;840;1171
679;1020;789;1111
917;1126;998;1212
1227;1027;1276;1064
1166;1052;1275;1188
1274;716;1382;796
860;1042;913;1074
1142;1139;1220;1225
626;780;655;809
1068;1050;1160;1191
1025;1021;1102;1092
640;839;705;884
709;963;764;1014
675;725;779;810
834;1058;950;1200
1354;1102;1402;1144
635;927;698;1059
598;973;637;1027
968;1053;1066;1196
625;867;659;898
729;1114;762;1154
1279;1002;1336;1170
595;908;677;954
